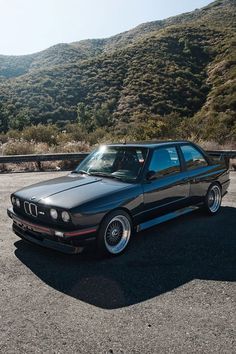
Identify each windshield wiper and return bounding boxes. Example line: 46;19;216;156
71;169;91;175
89;172;124;181
89;172;111;177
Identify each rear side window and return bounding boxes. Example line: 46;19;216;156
181;145;208;170
149;147;180;177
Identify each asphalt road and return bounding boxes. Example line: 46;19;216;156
0;172;235;353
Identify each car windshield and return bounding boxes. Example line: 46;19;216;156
74;145;148;182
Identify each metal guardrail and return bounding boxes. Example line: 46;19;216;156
0;152;89;164
206;150;236;159
0;152;89;170
0;150;235;170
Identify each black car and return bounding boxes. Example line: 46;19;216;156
7;141;230;256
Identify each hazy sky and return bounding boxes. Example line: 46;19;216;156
0;0;212;56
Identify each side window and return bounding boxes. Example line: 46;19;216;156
181;145;208;170
149;147;180;177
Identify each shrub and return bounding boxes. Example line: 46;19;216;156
3;139;36;155
86;128;107;145
55;141;90;153
60;123;88;142
22;124;59;145
0;133;8;144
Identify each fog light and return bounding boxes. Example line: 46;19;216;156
16;198;20;207
61;211;70;222
55;231;64;238
50;208;58;220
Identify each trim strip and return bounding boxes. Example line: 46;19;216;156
64;228;97;237
12;214;52;235
137;205;199;232
8;209;97;238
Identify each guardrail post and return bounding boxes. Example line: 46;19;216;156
36;161;42;171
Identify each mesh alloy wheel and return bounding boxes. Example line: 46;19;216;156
97;210;132;256
207;185;222;213
204;183;222;215
104;215;131;254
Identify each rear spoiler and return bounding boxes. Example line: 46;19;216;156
206;150;236;169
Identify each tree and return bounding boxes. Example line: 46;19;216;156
9;110;30;131
93;102;113;128
77;103;94;132
0;103;8;133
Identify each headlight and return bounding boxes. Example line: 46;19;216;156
11;196;16;205
50;208;58;220
16;198;20;207
61;211;70;222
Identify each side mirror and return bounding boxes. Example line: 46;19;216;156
146;170;156;181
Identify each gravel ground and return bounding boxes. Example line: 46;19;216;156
0;171;235;353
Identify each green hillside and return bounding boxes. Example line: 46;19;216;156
0;0;235;143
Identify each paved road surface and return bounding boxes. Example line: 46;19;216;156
0;172;235;353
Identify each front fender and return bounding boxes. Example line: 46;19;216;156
70;185;143;228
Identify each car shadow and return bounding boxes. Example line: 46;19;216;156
14;206;236;309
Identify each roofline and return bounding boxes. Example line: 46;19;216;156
103;140;192;148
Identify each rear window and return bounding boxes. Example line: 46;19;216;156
181;145;208;170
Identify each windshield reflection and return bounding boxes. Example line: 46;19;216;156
74;146;148;182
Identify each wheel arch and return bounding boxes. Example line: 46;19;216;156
99;207;134;232
207;180;222;194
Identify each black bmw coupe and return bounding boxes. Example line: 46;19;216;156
7;141;230;256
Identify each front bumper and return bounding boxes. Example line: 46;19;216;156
7;207;97;254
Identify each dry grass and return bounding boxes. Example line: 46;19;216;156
199;140;236;150
0;139;90;173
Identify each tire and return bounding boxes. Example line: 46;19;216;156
96;210;132;257
204;183;222;215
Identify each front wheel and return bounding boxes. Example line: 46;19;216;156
204;183;222;215
96;210;132;257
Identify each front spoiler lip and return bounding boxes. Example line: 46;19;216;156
7;207;98;238
13;223;83;254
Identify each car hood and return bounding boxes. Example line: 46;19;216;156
15;173;134;209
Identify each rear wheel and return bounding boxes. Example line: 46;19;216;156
204;183;222;215
97;210;132;256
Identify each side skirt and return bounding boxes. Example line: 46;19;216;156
137;205;200;232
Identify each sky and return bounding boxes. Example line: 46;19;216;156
0;0;213;56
